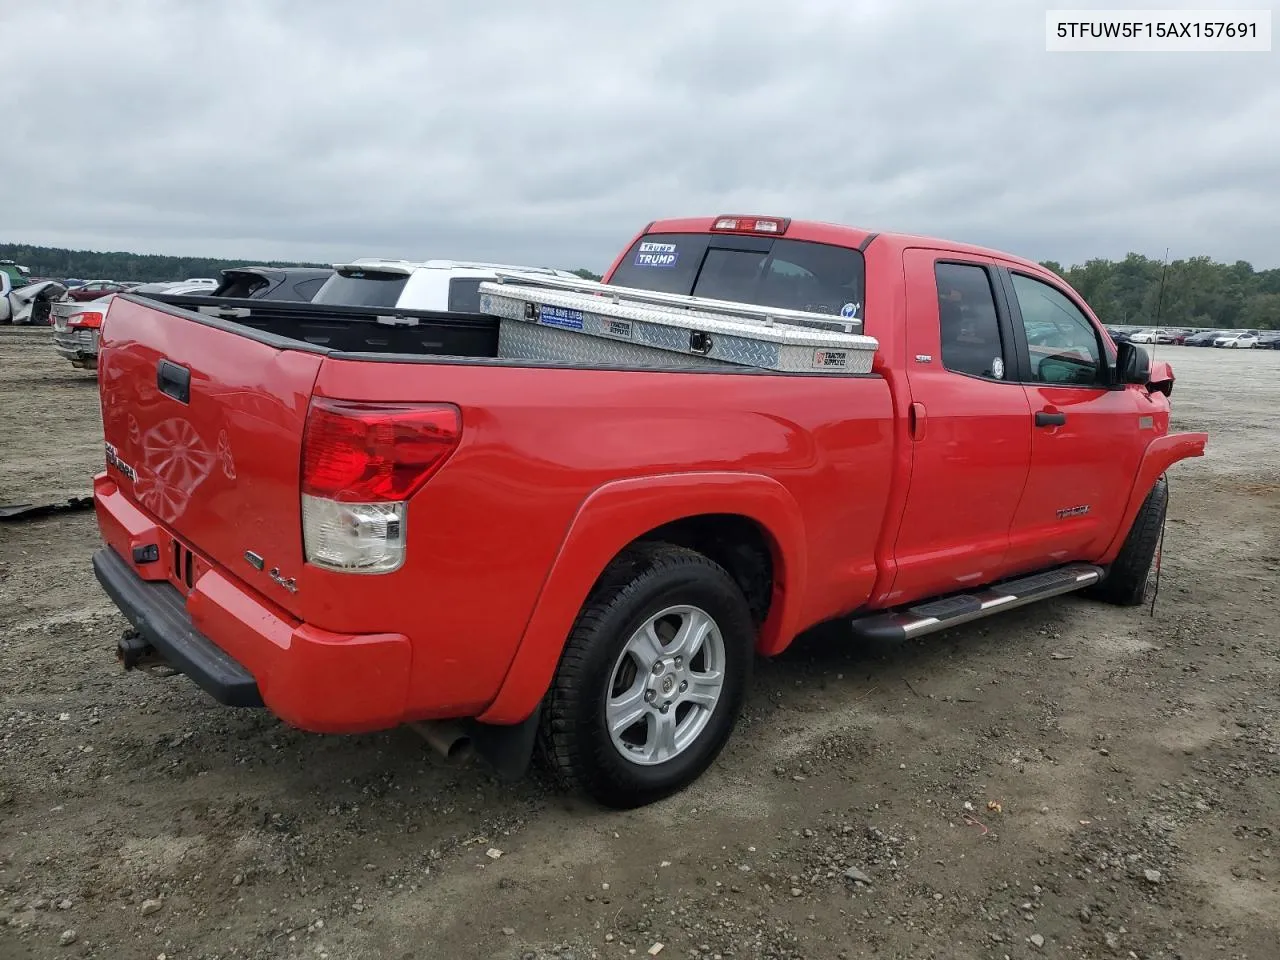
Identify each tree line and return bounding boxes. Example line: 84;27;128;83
1;243;329;284
4;242;1275;330
1039;253;1280;331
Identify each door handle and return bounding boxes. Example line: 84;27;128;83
908;401;927;441
1035;410;1066;427
157;359;191;404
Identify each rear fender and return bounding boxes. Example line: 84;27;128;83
1098;431;1207;564
476;472;807;725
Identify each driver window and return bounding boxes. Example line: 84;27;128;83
1009;273;1103;386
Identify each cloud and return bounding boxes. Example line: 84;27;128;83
3;0;1277;271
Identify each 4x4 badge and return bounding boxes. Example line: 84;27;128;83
269;567;298;593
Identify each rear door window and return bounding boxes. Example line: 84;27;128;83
935;262;1008;381
311;269;408;307
291;277;327;301
608;233;864;317
215;272;270;299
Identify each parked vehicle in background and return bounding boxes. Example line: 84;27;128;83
51;272;327;370
88;213;1207;808
1255;332;1280;350
52;299;111;367
1128;328;1170;344
1183;329;1226;346
208;266;333;302
1;271;68;324
1213;331;1257;348
1105;327;1132;343
65;280;132;302
310;259;582;312
1156;329;1191;345
0;259;32;286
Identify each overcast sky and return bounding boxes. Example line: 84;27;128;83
3;0;1277;271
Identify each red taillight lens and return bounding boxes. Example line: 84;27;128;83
710;215;790;235
68;311;104;328
301;399;461;503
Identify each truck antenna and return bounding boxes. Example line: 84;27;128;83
1150;247;1170;361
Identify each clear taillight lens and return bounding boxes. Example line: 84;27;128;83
299;399;461;575
301;495;406;573
68;311;104;329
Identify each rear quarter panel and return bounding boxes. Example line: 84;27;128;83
311;359;896;720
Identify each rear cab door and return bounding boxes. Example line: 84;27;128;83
997;266;1153;568
888;249;1033;603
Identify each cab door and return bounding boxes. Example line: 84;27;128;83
888;250;1033;605
998;267;1150;570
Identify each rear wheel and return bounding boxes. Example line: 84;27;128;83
539;543;754;809
1088;476;1168;607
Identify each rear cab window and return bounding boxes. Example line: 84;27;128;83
607;232;865;320
312;268;409;308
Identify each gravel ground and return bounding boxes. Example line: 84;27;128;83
2;326;1277;960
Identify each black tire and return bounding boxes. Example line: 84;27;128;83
538;542;755;809
1088;475;1168;607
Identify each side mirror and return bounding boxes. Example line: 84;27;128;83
1115;341;1151;385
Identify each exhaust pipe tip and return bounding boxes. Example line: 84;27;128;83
408;721;474;761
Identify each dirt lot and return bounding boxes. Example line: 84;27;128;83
2;325;1277;960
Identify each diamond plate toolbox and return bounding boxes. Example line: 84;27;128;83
478;279;879;375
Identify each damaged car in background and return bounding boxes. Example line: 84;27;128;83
1;268;68;326
51;268;336;371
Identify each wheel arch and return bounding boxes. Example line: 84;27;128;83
475;472;807;725
1098;431;1207;565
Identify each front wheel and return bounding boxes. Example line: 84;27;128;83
539;542;755;809
1088;476;1168;607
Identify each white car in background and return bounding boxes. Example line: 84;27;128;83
1213;331;1257;349
1128;328;1169;344
310;259;583;312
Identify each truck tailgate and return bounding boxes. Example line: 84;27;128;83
98;296;323;618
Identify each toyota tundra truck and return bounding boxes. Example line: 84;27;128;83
88;215;1207;808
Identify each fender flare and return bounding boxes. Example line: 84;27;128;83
476;471;808;725
1098;431;1207;564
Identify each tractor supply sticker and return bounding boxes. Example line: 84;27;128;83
812;349;850;370
991;357;1005;380
604;319;634;339
537;305;585;331
104;441;137;482
634;241;679;268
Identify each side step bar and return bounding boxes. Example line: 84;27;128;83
850;563;1104;641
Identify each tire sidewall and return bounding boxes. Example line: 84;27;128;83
574;562;754;804
1122;476;1169;604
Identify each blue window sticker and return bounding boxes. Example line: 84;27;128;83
840;301;861;319
538;304;585;331
634;241;679;268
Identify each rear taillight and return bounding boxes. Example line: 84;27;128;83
68;311;104;329
710;215;790;235
300;399;461;574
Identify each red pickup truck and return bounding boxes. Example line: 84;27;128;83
90;215;1207;808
